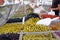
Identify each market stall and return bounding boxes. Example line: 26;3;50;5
0;0;60;40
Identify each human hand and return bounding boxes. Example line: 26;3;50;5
48;7;59;10
48;7;51;10
48;7;54;11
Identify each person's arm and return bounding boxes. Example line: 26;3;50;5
49;4;60;10
58;4;60;10
51;0;60;10
49;7;59;10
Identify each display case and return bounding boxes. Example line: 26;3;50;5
0;0;60;40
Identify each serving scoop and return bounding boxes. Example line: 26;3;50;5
36;17;59;26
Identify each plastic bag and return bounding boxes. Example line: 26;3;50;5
48;10;55;15
33;6;45;14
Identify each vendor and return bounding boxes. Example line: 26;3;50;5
49;0;60;16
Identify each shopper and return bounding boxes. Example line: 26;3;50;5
49;0;60;16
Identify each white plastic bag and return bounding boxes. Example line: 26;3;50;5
33;6;45;14
48;10;55;15
33;8;40;14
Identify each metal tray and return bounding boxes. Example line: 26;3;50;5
18;31;60;40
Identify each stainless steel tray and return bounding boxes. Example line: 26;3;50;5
19;32;59;40
18;31;60;40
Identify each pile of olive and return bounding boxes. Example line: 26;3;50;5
23;33;57;40
22;17;51;32
0;17;51;34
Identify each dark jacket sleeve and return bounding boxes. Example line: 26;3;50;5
58;0;60;4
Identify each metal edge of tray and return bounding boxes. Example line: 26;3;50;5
17;30;60;34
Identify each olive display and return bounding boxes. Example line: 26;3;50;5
22;17;51;32
22;24;51;32
0;17;51;34
23;33;57;40
0;23;23;34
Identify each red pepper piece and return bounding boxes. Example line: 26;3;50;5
41;14;58;19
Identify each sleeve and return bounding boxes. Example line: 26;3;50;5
57;0;60;4
51;0;58;8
